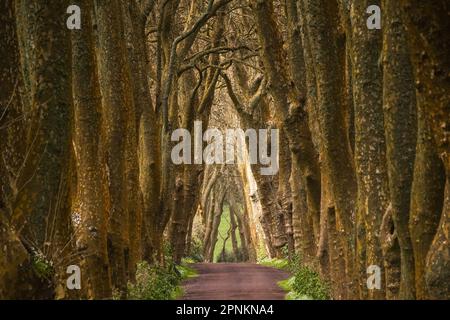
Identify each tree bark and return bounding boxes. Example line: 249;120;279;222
300;0;358;296
350;0;388;299
382;0;419;299
71;0;112;298
399;0;450;299
11;0;73;262
94;0;129;293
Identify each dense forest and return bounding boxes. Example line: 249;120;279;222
0;0;449;300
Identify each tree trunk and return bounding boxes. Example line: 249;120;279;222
350;0;388;299
11;0;73;265
300;0;358;296
399;0;450;299
229;205;240;260
0;0;44;300
94;0;129;294
72;0;112;298
382;0;419;299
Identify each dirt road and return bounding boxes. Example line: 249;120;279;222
181;263;290;300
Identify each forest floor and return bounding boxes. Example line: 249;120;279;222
180;263;290;300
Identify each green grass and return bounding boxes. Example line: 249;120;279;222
181;257;196;264
213;204;241;262
171;286;185;300
258;257;289;270
176;263;198;279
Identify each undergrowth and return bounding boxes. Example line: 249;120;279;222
126;261;180;300
186;237;204;262
124;245;198;300
124;261;198;300
259;250;330;300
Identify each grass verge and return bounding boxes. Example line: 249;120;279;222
258;255;330;300
258;257;289;270
125;260;198;300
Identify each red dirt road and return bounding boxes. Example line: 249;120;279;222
181;263;290;300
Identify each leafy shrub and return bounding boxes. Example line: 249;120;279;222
187;237;204;262
260;252;329;300
127;261;181;300
31;253;54;280
287;253;302;272
291;266;330;300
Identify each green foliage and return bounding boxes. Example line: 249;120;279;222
291;266;330;300
181;257;196;264
127;261;181;300
280;245;290;259
258;257;289;270
278;276;295;292
287;253;302;272
176;264;198;279
126;257;198;300
285;291;311;300
187;237;204;262
31;253;54;280
256;244;268;261
259;252;329;300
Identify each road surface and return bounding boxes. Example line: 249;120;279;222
181;263;290;300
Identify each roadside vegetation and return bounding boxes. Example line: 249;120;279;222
121;248;198;300
259;253;330;300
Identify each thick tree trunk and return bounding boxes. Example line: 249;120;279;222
382;0;418;299
94;0;129;294
71;0;112;298
350;0;388;299
300;0;358;296
204;188;225;262
290;156;316;264
0;0;44;300
286;0;321;248
11;0;73;265
399;0;450;299
252;0;321;257
233;204;250;261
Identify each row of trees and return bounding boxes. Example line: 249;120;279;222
0;0;448;300
247;0;449;300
